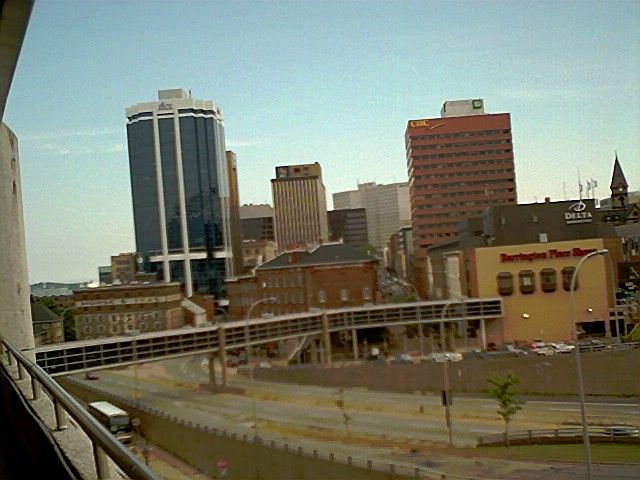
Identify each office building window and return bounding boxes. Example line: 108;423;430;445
497;272;513;296
519;270;535;294
562;267;577;291
318;290;326;303
340;289;349;301
540;268;557;292
363;287;371;300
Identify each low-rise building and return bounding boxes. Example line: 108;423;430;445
31;300;64;346
72;282;185;340
227;243;380;317
427;198;624;345
242;239;277;271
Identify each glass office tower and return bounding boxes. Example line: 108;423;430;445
126;89;232;298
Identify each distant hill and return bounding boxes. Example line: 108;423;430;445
30;281;90;297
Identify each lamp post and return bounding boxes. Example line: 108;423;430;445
570;248;609;480
439;298;463;448
245;297;276;438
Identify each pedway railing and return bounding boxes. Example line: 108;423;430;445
0;337;158;480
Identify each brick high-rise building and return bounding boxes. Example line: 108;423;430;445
271;162;328;251
406;99;517;297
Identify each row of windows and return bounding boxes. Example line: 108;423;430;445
413;168;513;180
263;274;304;288
411;139;511;150
81;321;162;336
414;187;514;202
317;287;371;303
409;129;510;141
497;268;577;296
415;178;515;192
410;158;512;171
412;149;513;161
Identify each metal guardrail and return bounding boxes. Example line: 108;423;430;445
478;426;640;446
35;297;503;376
0;338;158;480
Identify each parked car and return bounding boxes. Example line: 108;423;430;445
422;352;462;363
528;339;554;356
604;425;640;437
257;361;271;369
84;372;99;380
391;353;413;364
550;342;575;354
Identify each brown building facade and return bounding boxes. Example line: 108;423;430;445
406;99;517;297
271;163;329;251
73;282;185;340
226;151;243;276
227;244;379;318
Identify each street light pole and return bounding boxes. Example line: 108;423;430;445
439;299;457;447
245;297;275;438
570;248;608;480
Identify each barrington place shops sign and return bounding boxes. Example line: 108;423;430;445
500;247;598;263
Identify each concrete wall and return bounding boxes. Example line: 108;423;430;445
61;380;417;480
0;123;34;357
250;349;640;397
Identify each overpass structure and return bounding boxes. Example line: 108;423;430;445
35;297;502;376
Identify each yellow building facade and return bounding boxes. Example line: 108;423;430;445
470;237;622;345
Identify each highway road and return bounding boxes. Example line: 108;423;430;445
70;355;639;480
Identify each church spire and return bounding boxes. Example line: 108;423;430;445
610;153;628;209
610;152;628;190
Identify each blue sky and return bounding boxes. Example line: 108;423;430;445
5;0;639;283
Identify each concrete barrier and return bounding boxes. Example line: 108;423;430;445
250;349;640;397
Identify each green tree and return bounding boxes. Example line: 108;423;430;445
487;373;525;447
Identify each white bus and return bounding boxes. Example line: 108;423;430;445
87;401;133;443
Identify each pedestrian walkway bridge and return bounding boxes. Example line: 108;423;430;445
36;298;502;376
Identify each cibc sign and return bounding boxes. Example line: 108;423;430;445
565;200;593;224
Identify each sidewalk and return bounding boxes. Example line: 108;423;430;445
131;436;210;480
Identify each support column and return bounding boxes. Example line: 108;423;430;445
321;313;332;366
310;338;318;365
217;325;228;388
0;124;35;360
479;318;487;351
439;321;446;352
351;329;358;360
418;323;424;357
208;353;218;393
449;326;456;351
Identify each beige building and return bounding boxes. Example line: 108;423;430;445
227;151;243;276
471;237;621;344
242;239;277;270
271;162;328;251
333;182;410;248
111;252;138;283
73;282;185;340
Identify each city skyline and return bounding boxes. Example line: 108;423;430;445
3;1;639;282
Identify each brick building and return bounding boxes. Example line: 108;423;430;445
406;99;517;297
227;244;379;318
73;282;185;340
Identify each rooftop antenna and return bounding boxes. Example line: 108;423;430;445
577;167;583;200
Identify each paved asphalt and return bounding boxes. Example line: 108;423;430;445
72;354;640;480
